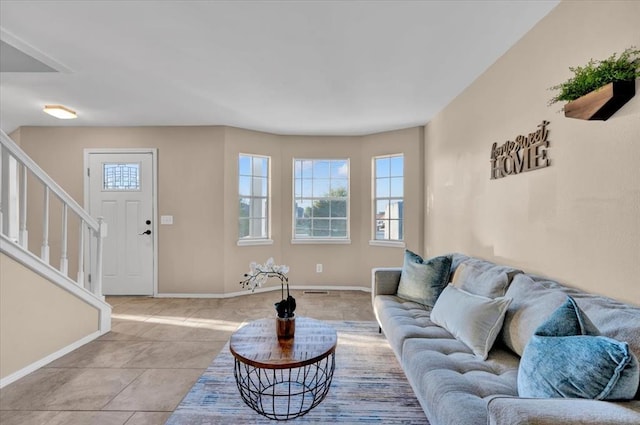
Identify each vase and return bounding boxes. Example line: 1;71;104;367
276;315;295;340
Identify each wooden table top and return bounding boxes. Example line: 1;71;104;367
229;317;337;369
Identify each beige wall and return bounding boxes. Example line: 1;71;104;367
0;252;99;379
424;0;640;305
17;126;227;294
15;126;423;294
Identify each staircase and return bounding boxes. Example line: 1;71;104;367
0;129;111;388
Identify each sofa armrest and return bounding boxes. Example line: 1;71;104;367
487;396;640;425
371;267;402;300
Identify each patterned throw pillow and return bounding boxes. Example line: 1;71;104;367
396;250;451;307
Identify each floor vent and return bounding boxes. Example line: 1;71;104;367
303;290;329;295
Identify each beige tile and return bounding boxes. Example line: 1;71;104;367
136;323;194;340
136;322;225;341
122;341;222;369
0;368;70;409
46;411;133;425
0;368;143;410
103;369;203;411
99;321;159;341
124;412;171;425
0;410;58;425
47;341;153;368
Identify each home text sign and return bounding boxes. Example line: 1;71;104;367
490;120;551;180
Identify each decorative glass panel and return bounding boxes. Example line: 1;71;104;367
103;163;140;190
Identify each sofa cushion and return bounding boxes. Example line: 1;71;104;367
452;258;521;298
501;274;568;356
518;297;640;400
397;250;451;306
402;338;519;425
431;285;512;360
373;295;451;360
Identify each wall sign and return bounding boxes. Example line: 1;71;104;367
490;120;551;180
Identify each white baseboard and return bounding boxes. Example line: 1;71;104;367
0;330;103;389
156;285;371;299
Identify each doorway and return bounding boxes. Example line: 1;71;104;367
85;149;157;295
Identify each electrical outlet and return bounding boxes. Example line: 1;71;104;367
316;264;323;273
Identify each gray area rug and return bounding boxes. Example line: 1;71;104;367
166;320;428;424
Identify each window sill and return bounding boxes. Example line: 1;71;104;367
237;238;274;247
369;240;405;248
291;238;351;245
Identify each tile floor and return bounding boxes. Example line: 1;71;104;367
0;290;375;425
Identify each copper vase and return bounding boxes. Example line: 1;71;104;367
276;315;295;340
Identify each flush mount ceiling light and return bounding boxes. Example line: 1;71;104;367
43;104;77;119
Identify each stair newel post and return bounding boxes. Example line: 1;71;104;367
19;164;28;248
60;203;68;276
94;216;106;299
41;186;50;263
77;221;85;287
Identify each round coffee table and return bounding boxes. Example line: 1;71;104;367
229;317;337;420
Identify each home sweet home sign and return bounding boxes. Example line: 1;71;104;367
490;120;551;180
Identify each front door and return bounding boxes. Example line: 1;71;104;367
87;151;155;295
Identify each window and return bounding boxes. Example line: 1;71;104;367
103;163;140;190
239;154;270;241
293;159;349;241
374;154;404;241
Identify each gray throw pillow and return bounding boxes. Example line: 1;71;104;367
431;284;512;359
396;250;451;307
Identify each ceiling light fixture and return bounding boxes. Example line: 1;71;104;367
43;104;77;119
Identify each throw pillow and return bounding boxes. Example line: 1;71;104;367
452;259;521;298
430;285;512;360
518;296;640;400
501;274;569;356
396;250;451;307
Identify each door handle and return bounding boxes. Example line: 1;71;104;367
139;230;151;235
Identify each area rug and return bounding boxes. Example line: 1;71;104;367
166;320;429;424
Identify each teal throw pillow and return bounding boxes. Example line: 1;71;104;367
396;250;451;307
518;296;639;400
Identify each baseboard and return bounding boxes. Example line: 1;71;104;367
156;285;371;299
0;330;103;389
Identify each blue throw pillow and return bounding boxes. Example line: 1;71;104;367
518;296;639;400
396;250;451;307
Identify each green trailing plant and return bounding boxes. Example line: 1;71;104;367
548;47;640;105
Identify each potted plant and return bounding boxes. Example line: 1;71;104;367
240;257;296;339
548;47;639;120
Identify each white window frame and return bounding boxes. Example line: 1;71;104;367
292;158;350;244
238;153;272;246
370;153;405;247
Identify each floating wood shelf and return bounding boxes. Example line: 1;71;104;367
564;80;636;121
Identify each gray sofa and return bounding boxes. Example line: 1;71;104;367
372;253;640;425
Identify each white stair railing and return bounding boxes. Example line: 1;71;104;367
0;129;105;298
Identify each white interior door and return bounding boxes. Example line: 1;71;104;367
87;152;154;295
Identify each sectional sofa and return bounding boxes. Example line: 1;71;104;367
372;253;640;425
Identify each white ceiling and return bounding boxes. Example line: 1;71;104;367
0;0;558;136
